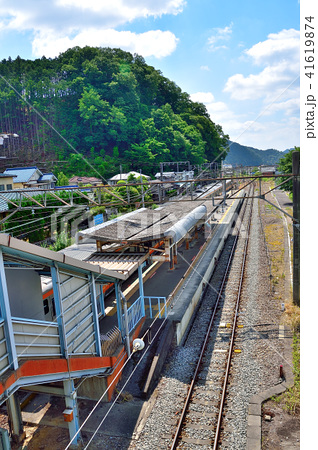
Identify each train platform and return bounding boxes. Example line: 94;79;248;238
98;194;242;342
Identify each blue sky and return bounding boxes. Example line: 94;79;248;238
0;0;301;151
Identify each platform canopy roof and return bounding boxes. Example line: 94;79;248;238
0;234;128;282
78;201;208;245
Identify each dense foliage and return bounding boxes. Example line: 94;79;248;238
277;146;300;192
3;190;85;242
0;46;228;180
3;173;153;243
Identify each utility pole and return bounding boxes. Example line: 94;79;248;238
160;162;163;202
292;151;300;306
140;169;145;208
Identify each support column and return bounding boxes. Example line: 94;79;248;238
138;265;145;317
173;244;178;265
114;282;123;334
140;169;145;208
223;179;227;206
7;392;25;444
63;379;81;447
169;243;175;270
99;285;105;317
89;274;102;357
120;289;131;358
293;151;300;306
51;264;68;357
0;249;18;370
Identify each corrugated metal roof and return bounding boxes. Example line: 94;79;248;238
0;233;127;281
0;187;55;212
0;192;19;212
86;252;146;276
69;176;102;184
3;167;42;184
58;242;97;261
38;173;57;182
79;201;209;244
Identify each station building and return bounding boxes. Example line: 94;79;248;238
0;199;209;445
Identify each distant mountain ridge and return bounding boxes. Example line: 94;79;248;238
224;141;291;166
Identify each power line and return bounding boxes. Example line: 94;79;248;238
65;302;169;450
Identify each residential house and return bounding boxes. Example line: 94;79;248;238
68;176;103;186
3;167;57;189
259;165;277;176
108;171;151;185
0;174;16;191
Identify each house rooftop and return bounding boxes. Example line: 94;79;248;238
0;173;17;178
69;176;102;184
108;171;150;182
3;167;41;184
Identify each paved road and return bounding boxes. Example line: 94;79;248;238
273;188;293;213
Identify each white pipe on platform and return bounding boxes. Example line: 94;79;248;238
164;205;207;244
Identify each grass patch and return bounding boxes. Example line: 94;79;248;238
260;181;300;415
284;334;300;414
268;333;300;415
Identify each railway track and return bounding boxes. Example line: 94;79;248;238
169;185;254;449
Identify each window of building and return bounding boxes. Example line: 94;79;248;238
0;185;4;191
6;184;12;191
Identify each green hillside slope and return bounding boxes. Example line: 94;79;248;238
224;141;291;166
0;47;228;180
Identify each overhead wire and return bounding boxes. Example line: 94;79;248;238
2;52;296;446
65;192;229;448
3;212;55;234
64;298;169;450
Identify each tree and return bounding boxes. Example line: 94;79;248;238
0;46;228;178
57;172;69;186
277;146;300;192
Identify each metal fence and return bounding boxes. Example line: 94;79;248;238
123;295;167;334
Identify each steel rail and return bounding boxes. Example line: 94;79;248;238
170;185;253;449
170;185;253;450
213;185;254;449
170;234;239;450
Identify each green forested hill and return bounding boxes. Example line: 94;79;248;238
224;141;290;166
0;47;228;180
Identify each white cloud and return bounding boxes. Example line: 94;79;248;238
1;0;186;29
0;0;183;58
207;23;233;51
235;116;300;150
246;28;300;66
224;29;300;102
190;90;299;151
32;29;179;59
190;92;215;104
190;91;242;137
56;0;185;19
